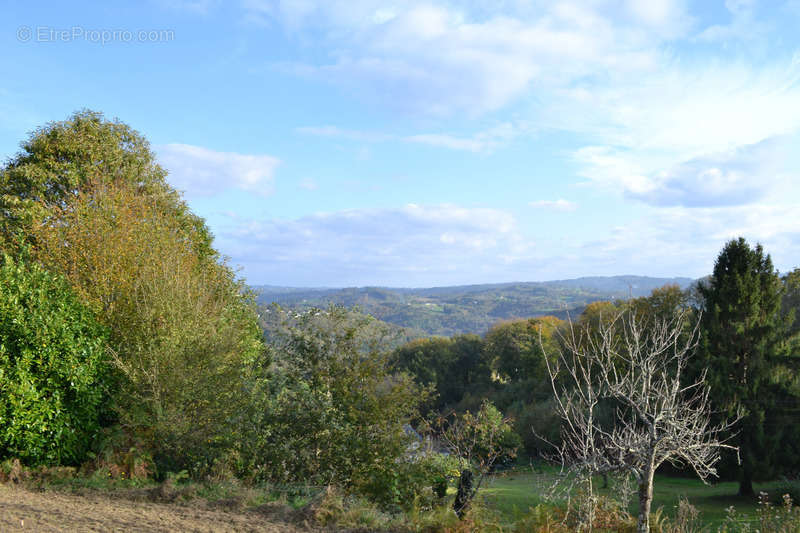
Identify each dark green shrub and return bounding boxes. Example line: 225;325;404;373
516;398;561;456
353;451;460;509
775;476;800;504
0;254;108;465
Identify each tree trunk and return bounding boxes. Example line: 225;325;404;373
637;465;655;533
738;470;754;497
453;469;474;519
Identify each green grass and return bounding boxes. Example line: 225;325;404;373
643;475;783;526
478;468;552;521
479;468;787;528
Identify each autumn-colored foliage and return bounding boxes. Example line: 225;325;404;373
28;178;263;474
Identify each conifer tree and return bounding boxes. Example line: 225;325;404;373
697;237;787;496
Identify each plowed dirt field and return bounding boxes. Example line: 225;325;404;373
0;483;323;532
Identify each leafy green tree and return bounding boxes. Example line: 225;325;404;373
782;269;800;346
485;319;548;383
447;334;491;410
577;300;622;331
0;254;108;465
392;337;458;409
483;316;563;453
243;306;428;505
771;269;800;474
0;109;213;259
630;284;690;322
391;334;490;412
697;237;788;496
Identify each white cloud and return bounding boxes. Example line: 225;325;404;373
157;143;280;197
299;178;318;191
295;125;391;142
628;137;792;207
212;199;800;286
574;203;800;278
529;199;578;212
553;58;800;157
260;2;800;160
576;134;799;208
404;134;486;152
217;204;530;285
224;200;800;286
297;122;524;152
249;1;692;115
562;54;800;210
696;0;762;43
250;1;800;203
625;0;689;31
404;122;520;152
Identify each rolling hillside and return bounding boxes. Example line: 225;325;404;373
254;276;694;337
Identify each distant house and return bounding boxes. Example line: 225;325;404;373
402;424;450;458
403;423;423;452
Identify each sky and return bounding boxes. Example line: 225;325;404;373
2;0;800;287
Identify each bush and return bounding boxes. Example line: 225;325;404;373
353;451;461;509
240;306;428;504
516;398;561;456
775;475;800;505
0;254;108;465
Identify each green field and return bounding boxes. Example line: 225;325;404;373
479;469;788;528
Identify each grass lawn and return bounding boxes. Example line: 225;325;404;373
479;468;787;528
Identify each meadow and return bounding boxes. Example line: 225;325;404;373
480;467;792;529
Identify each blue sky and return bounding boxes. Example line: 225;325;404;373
3;0;800;287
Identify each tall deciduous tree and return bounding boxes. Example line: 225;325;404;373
0;109;213;259
29;178;264;474
484;317;557;384
697;237;787;496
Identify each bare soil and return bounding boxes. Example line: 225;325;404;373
0;483;324;532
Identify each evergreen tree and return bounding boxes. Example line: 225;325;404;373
697;237;787;496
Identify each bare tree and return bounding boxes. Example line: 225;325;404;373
541;308;739;533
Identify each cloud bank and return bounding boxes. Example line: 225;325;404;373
217;204;529;286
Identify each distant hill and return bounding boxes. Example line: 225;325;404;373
253;275;694;337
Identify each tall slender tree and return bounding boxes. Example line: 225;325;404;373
697;237;787;496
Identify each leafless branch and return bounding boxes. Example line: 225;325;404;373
540;308;740;533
